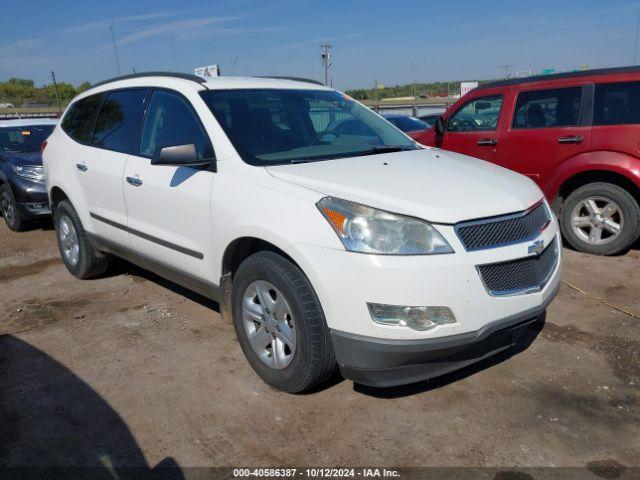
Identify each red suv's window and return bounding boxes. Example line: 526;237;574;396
594;81;640;125
512;87;582;129
446;95;503;132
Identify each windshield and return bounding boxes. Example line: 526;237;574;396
200;89;417;165
0;125;54;153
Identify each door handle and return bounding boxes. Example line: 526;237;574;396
76;163;88;172
477;138;497;146
126;175;143;187
558;135;583;144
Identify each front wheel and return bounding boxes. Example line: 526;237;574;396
231;251;337;393
1;184;27;231
560;182;640;255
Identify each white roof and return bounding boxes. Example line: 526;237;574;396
82;74;331;97
0;118;58;128
200;76;331;91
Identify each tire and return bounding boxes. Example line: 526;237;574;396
560;182;640;255
1;184;27;231
54;200;109;279
231;251;337;393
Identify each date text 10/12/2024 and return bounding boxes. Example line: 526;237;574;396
233;468;401;478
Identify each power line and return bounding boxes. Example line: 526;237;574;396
320;42;332;86
109;22;121;75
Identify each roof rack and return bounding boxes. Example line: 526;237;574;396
91;71;207;89
477;65;640;90
256;76;325;86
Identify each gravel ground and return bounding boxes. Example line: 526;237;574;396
1;220;639;475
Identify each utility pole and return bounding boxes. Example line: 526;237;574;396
410;61;421;117
374;80;379;112
412;80;417;117
634;8;640;64
499;64;512;79
109;22;121;75
320;42;332;86
51;71;62;116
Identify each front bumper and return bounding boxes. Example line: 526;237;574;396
286;223;561;341
331;284;557;387
285;218;562;387
9;176;50;218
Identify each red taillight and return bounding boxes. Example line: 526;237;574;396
41;140;47;152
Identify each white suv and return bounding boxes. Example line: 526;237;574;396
44;73;561;392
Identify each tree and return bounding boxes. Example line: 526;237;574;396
7;78;35;88
76;82;92;94
0;78;91;108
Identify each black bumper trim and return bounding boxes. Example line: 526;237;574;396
16;201;51;217
331;283;559;388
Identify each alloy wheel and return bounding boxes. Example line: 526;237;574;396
242;280;297;370
1;190;16;227
58;215;80;266
571;196;624;246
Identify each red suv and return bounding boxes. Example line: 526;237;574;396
424;66;640;255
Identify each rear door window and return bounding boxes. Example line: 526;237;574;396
594;81;640;125
513;87;582;129
92;89;147;153
447;95;503;132
61;93;104;143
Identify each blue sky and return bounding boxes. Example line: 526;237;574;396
1;0;639;89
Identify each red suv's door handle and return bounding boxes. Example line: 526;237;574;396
477;138;497;146
558;135;584;144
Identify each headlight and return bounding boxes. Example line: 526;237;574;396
13;164;45;182
317;197;453;255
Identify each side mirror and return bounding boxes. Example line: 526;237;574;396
434;116;445;136
151;144;215;168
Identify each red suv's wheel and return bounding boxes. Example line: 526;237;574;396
560;182;640;255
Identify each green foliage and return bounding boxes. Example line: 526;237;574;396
346;80;484;101
0;77;91;108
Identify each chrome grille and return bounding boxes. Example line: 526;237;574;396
477;239;558;296
456;201;550;251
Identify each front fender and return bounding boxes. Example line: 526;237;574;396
544;150;640;200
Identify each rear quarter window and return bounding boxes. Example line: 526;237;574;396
61;93;104;143
594;81;640;125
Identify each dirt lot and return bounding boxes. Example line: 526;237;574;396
1;220;639;474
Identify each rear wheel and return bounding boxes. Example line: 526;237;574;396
54;200;109;278
560;182;640;255
1;184;27;231
231;251;337;393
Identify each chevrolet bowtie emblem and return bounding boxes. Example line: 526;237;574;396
528;240;545;255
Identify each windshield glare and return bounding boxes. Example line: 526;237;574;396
0;125;54;153
201;89;416;165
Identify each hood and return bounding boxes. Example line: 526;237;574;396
266;148;542;224
2;151;43;166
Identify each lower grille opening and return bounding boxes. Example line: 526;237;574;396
477;239;558;296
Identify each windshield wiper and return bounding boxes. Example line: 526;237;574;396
281;146;413;165
350;146;413;157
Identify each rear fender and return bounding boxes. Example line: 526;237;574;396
545;151;640;201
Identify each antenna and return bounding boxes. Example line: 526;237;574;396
109;22;121;75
